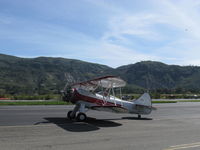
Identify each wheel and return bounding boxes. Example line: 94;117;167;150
76;113;87;122
138;114;141;119
67;110;76;120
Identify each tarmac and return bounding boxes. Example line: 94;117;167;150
0;102;200;150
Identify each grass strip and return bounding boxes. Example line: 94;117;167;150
0;101;71;106
152;101;177;103
179;100;200;102
1;100;200;106
153;100;200;103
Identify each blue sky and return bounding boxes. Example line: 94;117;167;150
1;0;200;67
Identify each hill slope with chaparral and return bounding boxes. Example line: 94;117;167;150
1;53;200;95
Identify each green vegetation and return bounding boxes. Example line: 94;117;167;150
0;94;60;100
1;99;200;106
179;100;200;102
11;94;59;100
0;100;177;106
0;101;70;106
1;54;200;96
0;54;114;95
117;61;200;94
152;101;177;103
150;93;200;99
152;100;200;103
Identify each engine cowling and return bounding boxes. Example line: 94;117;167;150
61;86;74;102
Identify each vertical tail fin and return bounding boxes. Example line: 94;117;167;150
133;93;152;107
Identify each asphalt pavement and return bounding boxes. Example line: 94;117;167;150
0;103;200;150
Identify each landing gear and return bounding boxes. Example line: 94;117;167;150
138;114;141;119
67;103;87;121
76;113;87;122
67;110;76;120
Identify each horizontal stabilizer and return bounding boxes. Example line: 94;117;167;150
151;106;157;110
135;104;152;109
135;104;156;110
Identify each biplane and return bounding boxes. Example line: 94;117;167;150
61;76;155;121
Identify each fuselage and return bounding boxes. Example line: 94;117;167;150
71;88;152;115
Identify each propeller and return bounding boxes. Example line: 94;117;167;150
60;73;77;102
60;82;74;102
60;84;73;102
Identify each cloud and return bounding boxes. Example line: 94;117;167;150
82;42;159;67
148;0;200;65
98;0;200;66
1;0;200;67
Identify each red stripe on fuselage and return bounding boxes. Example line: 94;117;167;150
72;89;121;107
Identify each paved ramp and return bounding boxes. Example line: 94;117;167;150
0;103;200;150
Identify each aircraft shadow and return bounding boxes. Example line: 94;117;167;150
122;117;153;120
35;117;122;132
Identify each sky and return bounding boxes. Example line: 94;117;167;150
1;0;200;68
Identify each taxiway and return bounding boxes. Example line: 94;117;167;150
0;103;200;150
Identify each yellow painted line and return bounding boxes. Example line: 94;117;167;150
164;142;200;150
170;142;200;148
164;145;200;150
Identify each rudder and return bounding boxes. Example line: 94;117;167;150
133;93;152;107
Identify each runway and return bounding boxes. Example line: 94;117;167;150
0;103;200;150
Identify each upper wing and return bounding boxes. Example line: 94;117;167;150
91;105;129;113
72;76;126;91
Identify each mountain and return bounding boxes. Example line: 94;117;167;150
117;61;200;92
1;54;200;95
0;54;116;95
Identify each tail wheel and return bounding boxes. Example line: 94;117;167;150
67;110;76;120
76;113;87;122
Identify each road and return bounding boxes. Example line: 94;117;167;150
0;103;200;150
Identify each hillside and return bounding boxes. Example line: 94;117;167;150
1;54;200;95
0;54;116;95
117;61;200;92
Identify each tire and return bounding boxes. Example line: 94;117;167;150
138;114;141;119
67;110;76;120
76;113;87;122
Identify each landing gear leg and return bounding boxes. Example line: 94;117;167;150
67;110;75;120
67;104;80;120
138;114;141;119
67;102;87;122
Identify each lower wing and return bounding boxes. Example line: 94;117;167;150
91;106;129;113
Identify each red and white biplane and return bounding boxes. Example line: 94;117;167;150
61;76;155;121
